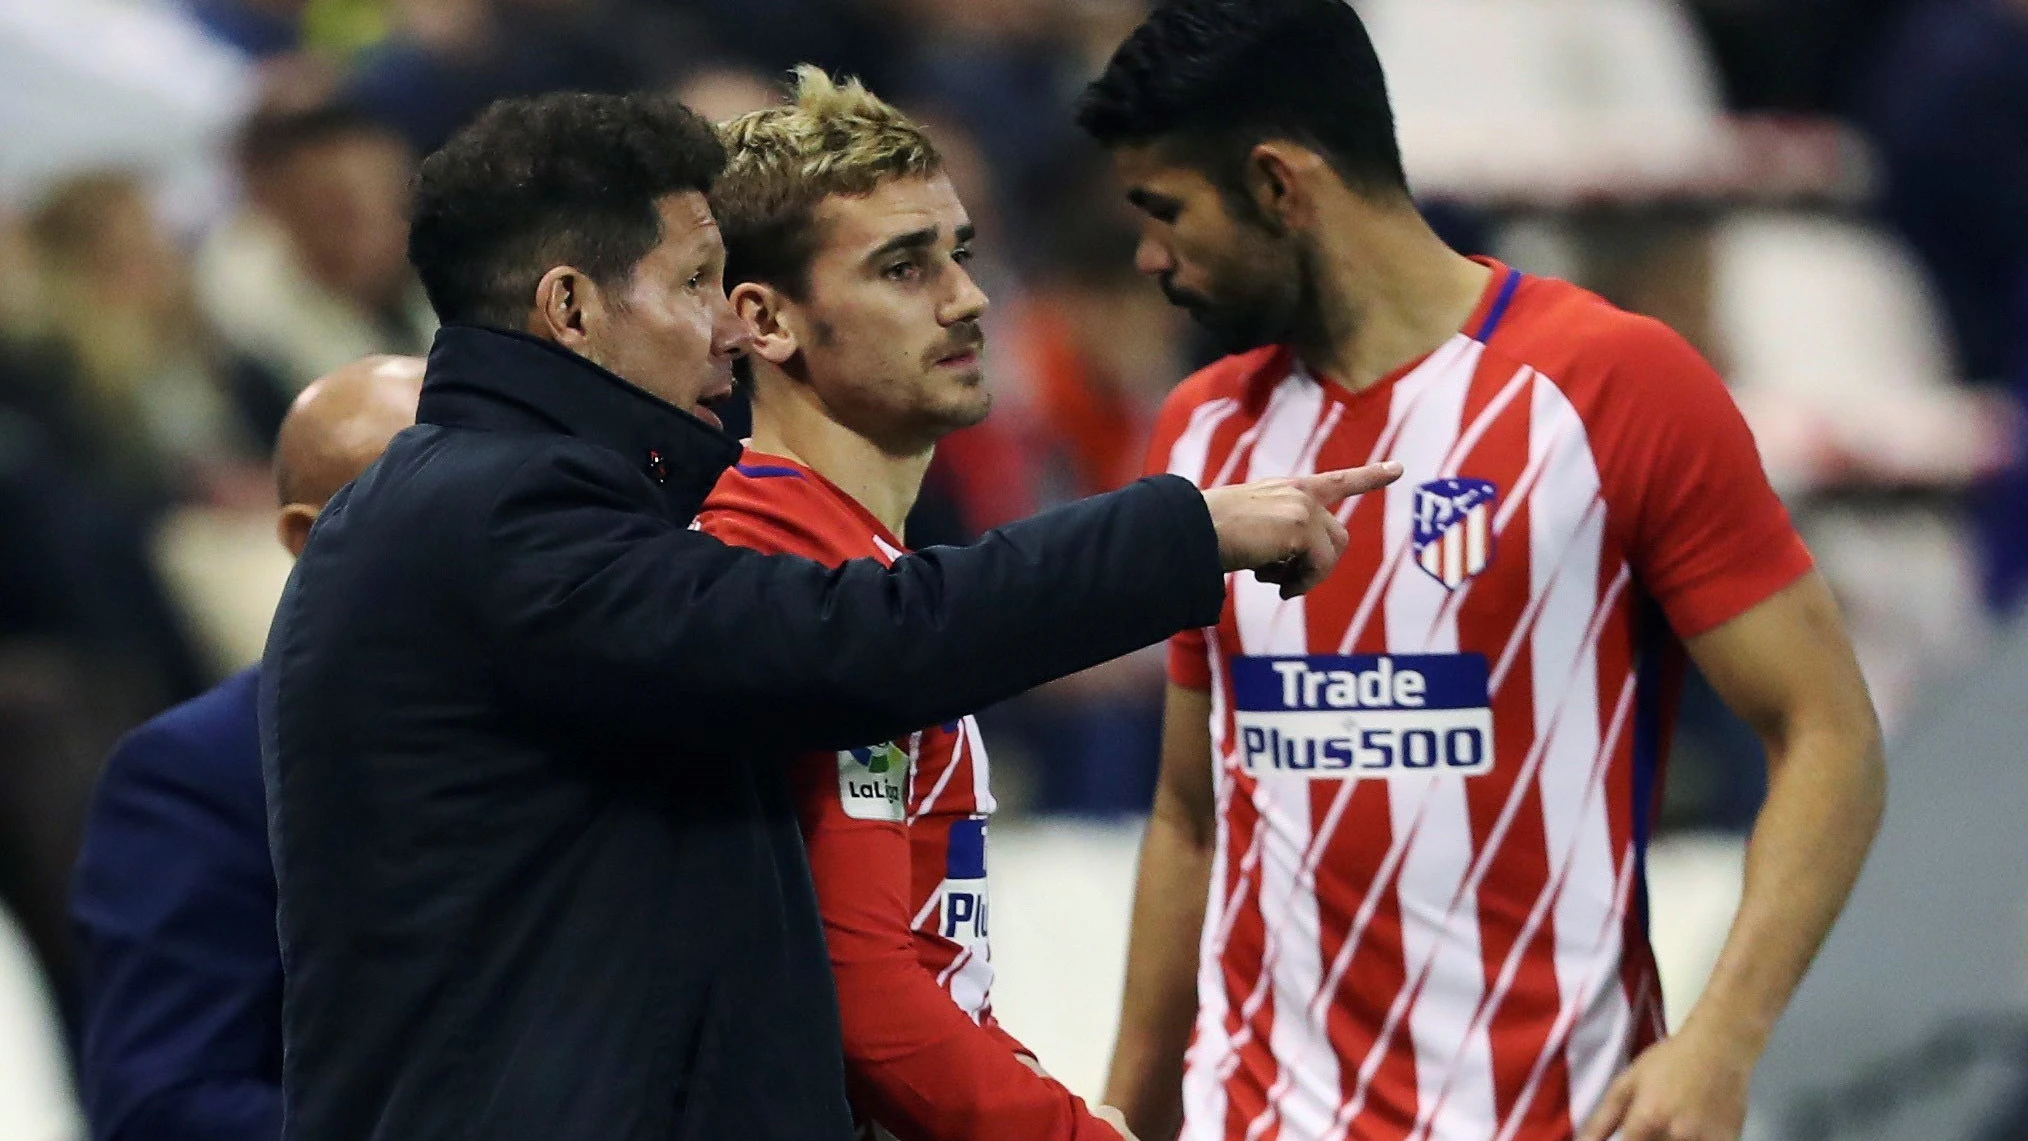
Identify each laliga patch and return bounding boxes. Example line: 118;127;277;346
838;742;909;821
1412;478;1498;589
1233;654;1494;779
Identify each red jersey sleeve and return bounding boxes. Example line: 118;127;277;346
1591;318;1814;639
1144;383;1215;692
978;1011;1034;1061
789;763;1115;1141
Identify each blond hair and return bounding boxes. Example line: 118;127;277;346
711;66;942;296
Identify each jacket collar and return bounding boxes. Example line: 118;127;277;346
416;324;741;518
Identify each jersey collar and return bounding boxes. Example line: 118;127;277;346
417;324;742;517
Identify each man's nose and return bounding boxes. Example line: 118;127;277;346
942;266;990;325
711;292;752;357
1135;234;1176;277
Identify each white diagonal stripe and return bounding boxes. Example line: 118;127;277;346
1523;376;1632;1131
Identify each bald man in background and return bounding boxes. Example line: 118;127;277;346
70;356;424;1141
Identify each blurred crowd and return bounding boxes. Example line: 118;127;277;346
0;0;2022;1102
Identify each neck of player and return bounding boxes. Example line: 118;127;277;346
1297;197;1494;393
746;377;932;540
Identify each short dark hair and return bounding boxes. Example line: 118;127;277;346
407;92;726;328
1075;0;1408;202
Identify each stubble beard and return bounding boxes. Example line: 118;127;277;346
1176;235;1313;357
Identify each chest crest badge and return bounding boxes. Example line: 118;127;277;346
1411;478;1498;589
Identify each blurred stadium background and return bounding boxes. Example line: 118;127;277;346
0;0;2023;1137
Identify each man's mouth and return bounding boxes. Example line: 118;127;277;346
695;381;735;429
1162;280;1212;312
936;350;980;369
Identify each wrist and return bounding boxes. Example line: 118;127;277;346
1676;997;1775;1061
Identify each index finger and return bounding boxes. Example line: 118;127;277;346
1291;462;1403;508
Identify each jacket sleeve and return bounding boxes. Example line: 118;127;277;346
70;724;283;1141
791;759;1118;1141
474;441;1225;756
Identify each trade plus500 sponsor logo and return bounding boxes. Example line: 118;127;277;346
1232;654;1494;778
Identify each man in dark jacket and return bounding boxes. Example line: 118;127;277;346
72;355;424;1141
262;91;1398;1141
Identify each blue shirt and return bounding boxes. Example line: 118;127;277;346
71;668;281;1141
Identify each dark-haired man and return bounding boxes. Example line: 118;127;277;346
198;104;433;398
264;90;1400;1141
1078;4;1887;1141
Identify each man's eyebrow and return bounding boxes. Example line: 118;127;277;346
866;226;940;263
1126;187;1173;211
955;223;976;245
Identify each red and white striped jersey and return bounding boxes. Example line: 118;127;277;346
1147;261;1812;1141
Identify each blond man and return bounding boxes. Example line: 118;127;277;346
698;69;1136;1141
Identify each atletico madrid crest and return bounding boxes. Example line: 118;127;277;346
1410;478;1498;589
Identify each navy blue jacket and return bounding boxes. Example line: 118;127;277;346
263;326;1225;1141
72;667;282;1141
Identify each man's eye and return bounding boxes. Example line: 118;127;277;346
685;273;703;290
952;246;974;265
884;261;920;282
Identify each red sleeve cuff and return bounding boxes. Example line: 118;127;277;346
1167;630;1212;691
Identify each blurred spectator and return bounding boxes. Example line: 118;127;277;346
0;179;222;1006
1862;0;2028;384
196;105;433;405
21;174;270;512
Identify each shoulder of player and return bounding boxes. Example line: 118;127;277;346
698;468;879;566
1492;275;1711;400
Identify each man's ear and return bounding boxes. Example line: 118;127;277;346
277;504;318;559
1243;141;1325;234
730;280;802;367
527;266;605;350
